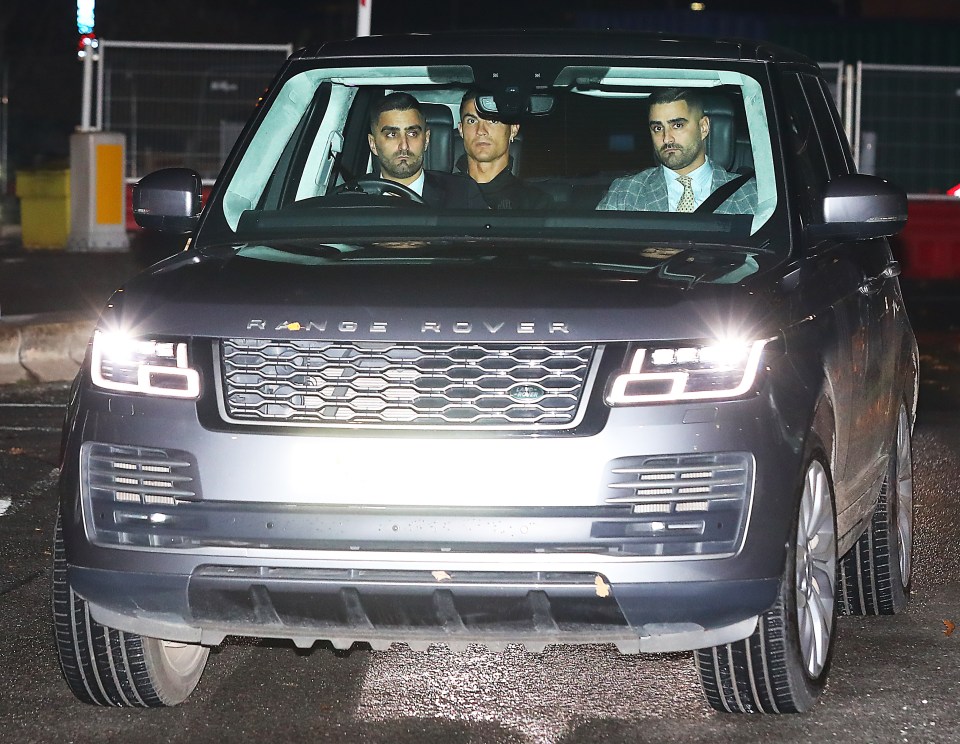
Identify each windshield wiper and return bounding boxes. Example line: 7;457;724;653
238;242;351;260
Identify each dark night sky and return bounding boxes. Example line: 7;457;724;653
0;0;919;174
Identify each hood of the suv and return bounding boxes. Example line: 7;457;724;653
100;243;790;343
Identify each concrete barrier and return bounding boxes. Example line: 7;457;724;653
0;313;95;384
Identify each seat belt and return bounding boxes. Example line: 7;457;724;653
694;169;755;214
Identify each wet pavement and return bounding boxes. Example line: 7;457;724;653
0;230;184;319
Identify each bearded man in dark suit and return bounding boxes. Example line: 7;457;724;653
367;92;485;209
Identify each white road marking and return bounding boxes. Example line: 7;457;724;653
0;403;64;408
0;498;11;517
0;400;64;436
0;401;64;433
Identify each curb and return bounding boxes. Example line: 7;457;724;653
0;312;96;384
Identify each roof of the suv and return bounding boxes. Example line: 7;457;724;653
301;30;817;67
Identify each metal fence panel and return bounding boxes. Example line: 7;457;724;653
822;60;960;196
98;41;292;183
858;64;960;196
98;46;958;196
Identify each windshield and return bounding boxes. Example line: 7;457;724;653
211;60;785;258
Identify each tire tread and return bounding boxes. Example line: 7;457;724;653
838;427;910;617
696;455;835;714
51;515;191;707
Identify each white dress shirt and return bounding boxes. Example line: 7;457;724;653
406;170;426;196
663;158;714;211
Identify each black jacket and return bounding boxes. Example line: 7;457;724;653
422;171;487;209
456;157;553;210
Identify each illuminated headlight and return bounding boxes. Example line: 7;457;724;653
607;339;769;404
91;330;200;399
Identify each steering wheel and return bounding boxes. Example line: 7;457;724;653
334;178;426;204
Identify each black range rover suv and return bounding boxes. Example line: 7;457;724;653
54;31;917;714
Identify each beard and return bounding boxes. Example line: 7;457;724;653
381;149;423;180
656;142;703;172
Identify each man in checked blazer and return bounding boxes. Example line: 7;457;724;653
596;87;757;214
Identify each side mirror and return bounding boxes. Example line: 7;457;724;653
132;168;203;233
809;173;907;240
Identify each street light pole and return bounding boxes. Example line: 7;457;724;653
80;49;94;132
357;0;372;37
77;1;98;132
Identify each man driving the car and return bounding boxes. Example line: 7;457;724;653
368;92;484;208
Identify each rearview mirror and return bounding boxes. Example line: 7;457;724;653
475;92;555;120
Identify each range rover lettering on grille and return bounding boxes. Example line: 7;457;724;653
245;319;570;335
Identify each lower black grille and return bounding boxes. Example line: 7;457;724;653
84;442;203;547
599;452;753;556
188;567;637;651
84;500;746;557
85;442;201;506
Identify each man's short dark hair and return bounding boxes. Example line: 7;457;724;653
459;88;482;116
648;88;705;119
369;92;424;133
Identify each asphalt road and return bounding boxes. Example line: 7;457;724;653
2;328;960;742
0;233;176;318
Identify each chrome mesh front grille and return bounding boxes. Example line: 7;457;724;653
219;338;596;428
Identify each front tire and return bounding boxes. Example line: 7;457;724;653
839;402;913;615
52;512;209;707
696;456;838;713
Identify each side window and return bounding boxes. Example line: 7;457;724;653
801;74;854;176
780;73;830;225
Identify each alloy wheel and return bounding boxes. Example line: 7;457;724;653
795;459;837;678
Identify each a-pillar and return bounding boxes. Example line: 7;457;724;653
68;131;129;252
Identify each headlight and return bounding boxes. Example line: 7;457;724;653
91;330;200;399
606;338;769;405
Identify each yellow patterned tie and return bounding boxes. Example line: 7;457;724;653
676;175;695;212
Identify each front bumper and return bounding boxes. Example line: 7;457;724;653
70;562;775;652
60;380;805;653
